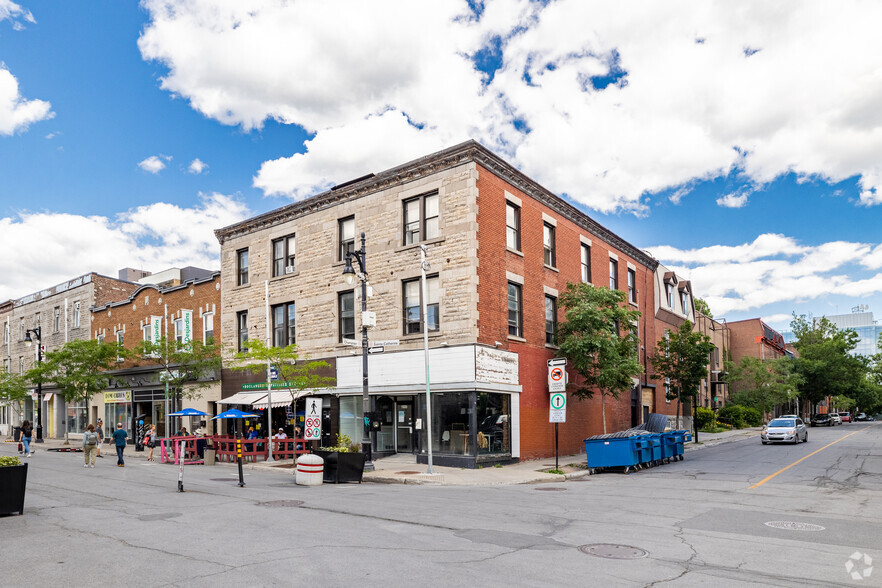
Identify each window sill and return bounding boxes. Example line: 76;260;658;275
545;343;560;350
395;237;446;254
506;248;524;258
270;271;299;282
629;300;639;308
507;335;526;343
233;283;251;290
544;264;559;273
401;331;442;342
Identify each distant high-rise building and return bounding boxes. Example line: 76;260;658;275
824;309;882;357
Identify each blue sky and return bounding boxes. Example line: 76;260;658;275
2;0;882;333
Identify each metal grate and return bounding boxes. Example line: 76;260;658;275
260;500;304;508
579;544;649;559
764;521;825;531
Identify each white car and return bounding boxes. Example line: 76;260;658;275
761;417;808;444
829;413;842;425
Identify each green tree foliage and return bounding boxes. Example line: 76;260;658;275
694;406;716;430
0;367;29;422
724;356;800;417
557;283;643;434
716;405;746;428
650;320;716;429
694;297;713;318
134;337;221;407
231;338;335;395
790;314;865;407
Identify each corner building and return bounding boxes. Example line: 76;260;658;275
215;141;661;466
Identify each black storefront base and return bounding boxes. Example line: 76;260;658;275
416;453;518;469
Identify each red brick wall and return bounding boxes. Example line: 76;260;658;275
91;274;141;307
475;165;655;459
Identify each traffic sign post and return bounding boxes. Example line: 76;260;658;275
548;359;567;393
304;397;322;441
549;392;567;471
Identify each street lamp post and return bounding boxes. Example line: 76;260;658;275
24;326;43;443
343;232;374;472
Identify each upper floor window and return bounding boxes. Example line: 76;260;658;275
543;223;556;267
272;235;296;277
34;313;40;329
403;276;439;334
19;318;24;340
581;244;591;283
609;259;618;290
237;311;248;352
97;333;105;344
272;302;296;347
339;217;355;261
54;307;60;332
338;291;355;342
4;321;8;345
506;202;520;251
403;193;439;245
545;295;557;345
627;269;637;304
666;283;675;308
174;318;185;343
203;313;214;344
508;282;523;338
116;330;124;361
237;249;249;286
19;356;24;375
681;291;689;315
142;323;155;346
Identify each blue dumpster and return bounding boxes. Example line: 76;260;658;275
671;430;690;461
584;436;642;474
660;432;677;463
648;434;663;466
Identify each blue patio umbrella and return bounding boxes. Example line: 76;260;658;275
212;408;259;435
168;408;211;417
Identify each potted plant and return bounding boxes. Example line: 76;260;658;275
0;455;28;515
314;434;367;483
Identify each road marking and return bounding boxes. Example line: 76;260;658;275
749;427;869;490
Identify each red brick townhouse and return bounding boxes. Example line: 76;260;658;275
214;140;664;466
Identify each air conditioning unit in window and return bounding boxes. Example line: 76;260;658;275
285;266;295;274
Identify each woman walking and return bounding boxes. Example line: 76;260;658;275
82;424;99;468
20;420;33;457
145;424;157;461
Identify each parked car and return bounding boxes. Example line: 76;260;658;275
854;413;876;422
761;417;808;444
838;412;852;423
829;413;842;425
780;414;798;419
810;414;833;427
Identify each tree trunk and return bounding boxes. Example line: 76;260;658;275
601;393;607;435
676;392;682;430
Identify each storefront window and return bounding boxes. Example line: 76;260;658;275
338;396;363;449
477;393;511;455
67;400;88;434
431;392;471;455
105;403;133;437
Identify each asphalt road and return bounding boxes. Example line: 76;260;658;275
1;422;879;587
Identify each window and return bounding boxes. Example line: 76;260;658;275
34;313;40;329
339;217;355;261
339;291;355;342
19;318;24;340
508;283;523;337
237;311;248;352
4;321;8;345
506;202;520;250
116;331;124;361
543;223;556;267
272;302;296;347
237;249;249;286
142;324;153;345
403;276;439;334
73;302;80;327
681;291;689;314
19;356;24;375
97;333;105;344
545;295;557;345
628;269;637;304
203;313;214;344
667;283;675;308
403;192;439;245
174;318;185;343
581;244;591;283
54;307;60;332
609;259;618;290
272;235;296;277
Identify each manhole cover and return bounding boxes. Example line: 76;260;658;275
210;478;241;482
139;512;182;521
260;500;304;508
579;544;649;559
535;487;567;491
395;471;422;475
764;521;825;531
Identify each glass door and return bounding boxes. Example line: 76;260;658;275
395;400;414;453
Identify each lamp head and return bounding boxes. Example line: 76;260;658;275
342;261;356;285
25;331;32;346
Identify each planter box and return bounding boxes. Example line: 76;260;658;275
314;451;366;484
0;463;28;516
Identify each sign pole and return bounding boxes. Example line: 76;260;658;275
178;439;185;492
555;422;559;471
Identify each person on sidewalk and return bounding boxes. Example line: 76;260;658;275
95;419;105;458
145;424;157;461
82;424;99;468
20;420;33;457
112;423;128;467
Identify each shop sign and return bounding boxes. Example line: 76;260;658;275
182;309;193;346
304;397;322;440
241;382;289;391
104;390;131;404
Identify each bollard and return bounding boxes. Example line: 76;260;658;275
295;454;324;486
203;447;216;466
236;435;245;487
177;440;185;492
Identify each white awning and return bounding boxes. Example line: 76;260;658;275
250;389;316;409
217;392;267;405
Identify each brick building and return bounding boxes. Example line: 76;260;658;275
0;273;139;439
726;318;794;400
90;268;220;438
214;141;665;466
693;312;730;409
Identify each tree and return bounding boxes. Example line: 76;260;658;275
650;321;716;430
134;337;221;412
557;283;643;434
694;297;713;318
29;339;126;442
231;339;335;395
0;367;29;434
724;356;801;417
790;314;865;408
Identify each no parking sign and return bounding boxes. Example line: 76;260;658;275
304;397;322;440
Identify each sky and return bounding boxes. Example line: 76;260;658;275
2;0;882;333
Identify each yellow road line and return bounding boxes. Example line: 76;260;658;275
748;427;869;490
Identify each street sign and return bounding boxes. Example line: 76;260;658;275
548;364;566;392
368;346;384;354
269;366;278;380
550;392;566;423
370;339;400;347
342;338;358;347
304;397;322;441
547;357;567;367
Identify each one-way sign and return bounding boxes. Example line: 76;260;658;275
547;357;567;367
368;346;384;354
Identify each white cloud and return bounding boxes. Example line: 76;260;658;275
716;191;750;208
138;154;171;174
0;0;35;29
0;66;53;135
0;194;249;302
188;158;207;174
139;1;882;211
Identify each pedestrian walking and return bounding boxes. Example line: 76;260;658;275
145;423;157;461
112;423;128;467
95;419;105;458
20;420;33;457
82;424;99;468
